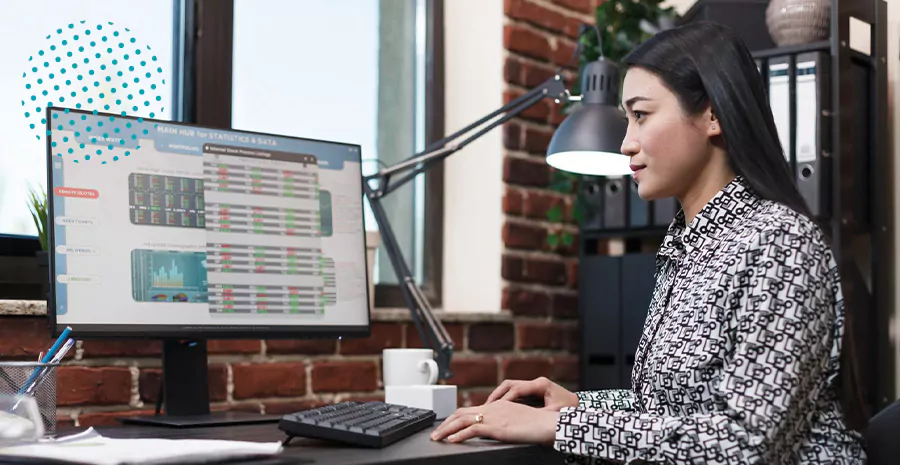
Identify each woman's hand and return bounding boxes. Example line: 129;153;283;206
430;400;558;445
485;377;579;411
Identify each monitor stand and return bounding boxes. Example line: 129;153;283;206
119;339;281;428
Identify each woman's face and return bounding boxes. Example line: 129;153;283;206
620;67;720;200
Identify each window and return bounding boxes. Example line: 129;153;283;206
0;0;444;307
231;0;444;307
0;0;178;299
0;0;177;237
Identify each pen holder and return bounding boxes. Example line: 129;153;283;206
0;362;60;437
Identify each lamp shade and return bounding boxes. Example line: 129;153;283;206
546;58;631;176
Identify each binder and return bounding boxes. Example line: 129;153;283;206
768;56;792;162
794;52;832;218
652;197;679;227
627;179;650;228
579;178;604;231
602;177;627;229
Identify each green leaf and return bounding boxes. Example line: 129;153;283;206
547;233;560;249
562;231;575;246
572;203;585;223
547;205;564;223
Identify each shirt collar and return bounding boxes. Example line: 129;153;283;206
658;176;761;259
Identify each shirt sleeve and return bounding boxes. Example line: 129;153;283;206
554;231;842;464
576;390;636;411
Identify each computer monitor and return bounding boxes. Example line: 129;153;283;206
46;107;371;426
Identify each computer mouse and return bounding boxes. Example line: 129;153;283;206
512;395;545;408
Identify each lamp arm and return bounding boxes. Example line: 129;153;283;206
363;73;570;380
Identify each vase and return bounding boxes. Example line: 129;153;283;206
765;0;830;46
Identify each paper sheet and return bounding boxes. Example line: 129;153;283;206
0;427;284;464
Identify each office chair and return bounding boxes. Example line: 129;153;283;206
864;399;900;465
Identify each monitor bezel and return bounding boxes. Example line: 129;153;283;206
45;106;372;340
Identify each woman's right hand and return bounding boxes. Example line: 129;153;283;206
485;377;579;411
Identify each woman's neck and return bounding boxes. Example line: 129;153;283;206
679;162;736;224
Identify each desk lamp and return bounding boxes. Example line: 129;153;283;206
364;24;628;380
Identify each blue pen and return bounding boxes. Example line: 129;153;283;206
17;326;72;395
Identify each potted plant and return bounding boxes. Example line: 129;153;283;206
547;0;679;248
27;185;49;299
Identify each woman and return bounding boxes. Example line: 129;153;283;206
430;21;867;464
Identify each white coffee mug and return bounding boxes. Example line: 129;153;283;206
382;348;439;386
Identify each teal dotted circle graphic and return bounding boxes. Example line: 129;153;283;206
22;21;166;163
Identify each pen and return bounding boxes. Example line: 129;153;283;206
24;338;74;396
17;326;72;395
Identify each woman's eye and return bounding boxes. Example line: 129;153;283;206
633;110;646;120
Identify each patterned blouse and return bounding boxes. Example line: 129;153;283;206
554;176;866;464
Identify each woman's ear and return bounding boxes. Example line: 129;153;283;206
707;111;721;137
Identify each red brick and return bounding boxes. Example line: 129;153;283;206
78;409;156;427
504;24;552;62
266;338;336;355
57;367;132;406
523;126;554;154
551;292;579;320
0;318;60;360
553;38;579;69
519;322;568;350
207;340;260;355
502;255;568;285
552;356;579;382
567;260;579;289
502;288;551;317
564;16;584;39
506;0;568;34
139;367;226;404
80;340;161;358
503;188;525;216
339;323;402;355
264;400;328;415
503;58;522;87
449;358;498;387
551;0;593;14
504;90;550;123
523;191;566;220
502;357;553;380
232;362;306;399
405;323;465;351
340;394;385;404
57;415;76;431
468;323;515;352
503;221;547;250
311;361;377;393
503;121;522;150
550;103;569;126
503;156;550;187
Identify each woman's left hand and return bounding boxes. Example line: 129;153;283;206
430;400;559;445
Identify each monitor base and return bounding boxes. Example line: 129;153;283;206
118;411;282;428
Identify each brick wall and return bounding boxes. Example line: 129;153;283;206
501;0;598;317
0;0;597;431
0;310;578;428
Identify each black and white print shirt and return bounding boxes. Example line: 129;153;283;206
554;176;866;464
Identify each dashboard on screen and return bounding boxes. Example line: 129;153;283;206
47;108;370;337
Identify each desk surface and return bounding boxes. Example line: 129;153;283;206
86;422;565;465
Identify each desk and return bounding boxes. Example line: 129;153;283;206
79;422;567;465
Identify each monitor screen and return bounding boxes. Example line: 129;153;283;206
46;108;370;337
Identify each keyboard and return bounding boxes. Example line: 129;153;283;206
278;401;437;448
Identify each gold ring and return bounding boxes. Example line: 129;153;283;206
474;413;484;424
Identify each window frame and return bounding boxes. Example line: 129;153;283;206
0;0;445;309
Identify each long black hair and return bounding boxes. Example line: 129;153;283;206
621;21;867;431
